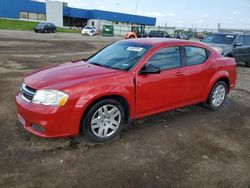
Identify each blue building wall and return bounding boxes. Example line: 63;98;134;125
63;7;91;19
0;0;156;26
0;0;45;19
90;10;156;26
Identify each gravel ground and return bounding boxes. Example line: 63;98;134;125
0;30;249;188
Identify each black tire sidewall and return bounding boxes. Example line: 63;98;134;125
208;81;227;111
82;99;125;142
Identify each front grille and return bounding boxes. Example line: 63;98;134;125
20;83;36;102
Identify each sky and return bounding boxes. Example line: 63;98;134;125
39;0;250;29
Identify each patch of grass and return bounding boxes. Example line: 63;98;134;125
0;18;80;33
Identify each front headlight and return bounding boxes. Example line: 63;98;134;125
32;90;69;107
211;47;224;54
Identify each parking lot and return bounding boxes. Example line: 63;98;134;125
0;30;249;188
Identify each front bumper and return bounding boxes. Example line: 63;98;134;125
15;93;80;138
34;28;44;33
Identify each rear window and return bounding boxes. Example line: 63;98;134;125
202;34;236;44
185;46;207;66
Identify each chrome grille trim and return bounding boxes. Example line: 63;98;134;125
20;83;36;102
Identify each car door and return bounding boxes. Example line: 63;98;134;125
135;46;188;117
233;35;246;62
242;35;250;62
183;46;213;101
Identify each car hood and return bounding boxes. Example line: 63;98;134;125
34;26;42;29
24;61;121;89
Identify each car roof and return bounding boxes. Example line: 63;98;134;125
124;38;208;47
209;32;237;35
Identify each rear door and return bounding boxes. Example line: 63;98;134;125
233;35;250;62
242;35;250;62
183;46;213;101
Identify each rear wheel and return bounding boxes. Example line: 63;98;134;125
129;35;135;39
207;81;227;111
81;99;125;142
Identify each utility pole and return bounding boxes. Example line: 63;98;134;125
116;3;120;12
135;0;139;15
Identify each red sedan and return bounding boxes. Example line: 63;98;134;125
16;39;237;142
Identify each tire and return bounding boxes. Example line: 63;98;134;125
207;81;228;111
81;99;126;143
44;29;48;33
52;29;56;33
129;35;135;39
246;62;250;67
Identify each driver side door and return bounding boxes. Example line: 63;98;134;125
135;46;188;117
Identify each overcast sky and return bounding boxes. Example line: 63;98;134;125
39;0;250;29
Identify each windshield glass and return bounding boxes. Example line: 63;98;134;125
202;34;236;44
38;23;46;26
87;41;151;71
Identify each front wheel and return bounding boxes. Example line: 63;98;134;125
207;81;227;111
82;99;125;142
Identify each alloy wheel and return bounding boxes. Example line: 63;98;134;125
211;84;226;107
91;105;121;138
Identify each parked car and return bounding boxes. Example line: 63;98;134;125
202;33;250;67
176;34;190;40
81;26;97;36
148;30;170;38
34;22;56;33
16;39;237;142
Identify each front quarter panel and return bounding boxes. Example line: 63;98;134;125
66;72;135;134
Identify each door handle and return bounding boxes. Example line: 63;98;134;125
175;72;184;76
209;65;216;69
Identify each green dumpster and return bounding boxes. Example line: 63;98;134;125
102;25;114;37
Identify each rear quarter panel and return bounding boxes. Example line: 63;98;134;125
204;57;237;100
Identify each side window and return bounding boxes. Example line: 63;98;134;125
185;46;207;66
147;46;181;70
235;35;243;44
243;35;250;45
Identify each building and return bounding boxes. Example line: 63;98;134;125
0;0;156;30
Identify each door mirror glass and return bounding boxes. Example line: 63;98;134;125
140;64;161;74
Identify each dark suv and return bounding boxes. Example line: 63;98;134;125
202;33;250;67
148;30;170;38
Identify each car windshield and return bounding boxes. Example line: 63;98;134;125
37;23;47;26
87;41;151;71
150;31;159;35
84;26;93;29
202;34;236;44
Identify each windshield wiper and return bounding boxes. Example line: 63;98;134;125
89;62;107;68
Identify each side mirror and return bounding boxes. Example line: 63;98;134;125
140;64;161;75
235;42;243;46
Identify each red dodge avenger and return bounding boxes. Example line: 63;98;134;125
16;39;237;142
